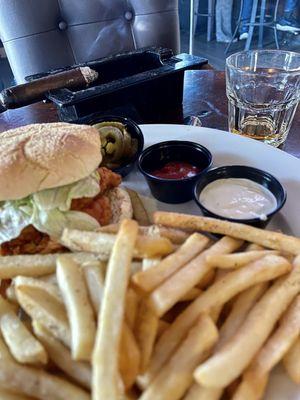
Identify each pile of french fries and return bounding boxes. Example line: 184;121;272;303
0;211;300;400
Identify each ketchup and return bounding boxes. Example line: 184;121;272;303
151;161;200;179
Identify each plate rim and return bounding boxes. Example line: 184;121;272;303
139;124;300;164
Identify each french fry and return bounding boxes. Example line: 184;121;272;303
92;219;138;400
252;294;300;372
150;226;190;245
209;270;228;323
14;276;62;304
5;285;18;304
283;336;300;384
0;389;33;400
148;237;242;317
125;288;140;330
232;374;269;400
0;296;47;365
196;269;215;290
210;304;223;324
154;212;300;255
98;224;190;245
194;255;300;388
142;254;290;386
132;233;210;292
0;359;90;400
135;300;159;373
82;261;105;315
142;258;161;271
56;256;96;361
180;287;202;302
3;213;300;399
33;321;91;390
60;229;111;255
119;322;141;390
147;236;243;317
15;285;71;347
38;273;58;285
206;250;277;269
1;311;47;365
126;188;151;226
0;252;102;279
61;229;173;259
132;235;174;258
183;384;223;400
139;314;218;400
0;334;14;361
0;254;57;279
216;283;268;351
97;223;122;234
233;295;300;400
68;252;109;265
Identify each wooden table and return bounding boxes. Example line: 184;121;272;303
0;70;299;158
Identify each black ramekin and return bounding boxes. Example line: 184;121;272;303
75;113;144;177
138;140;212;204
194;165;287;228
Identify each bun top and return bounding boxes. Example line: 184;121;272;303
0;122;102;201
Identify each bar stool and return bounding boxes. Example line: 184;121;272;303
225;0;280;53
189;0;216;54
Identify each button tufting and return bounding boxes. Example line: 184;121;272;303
58;21;68;31
124;11;133;21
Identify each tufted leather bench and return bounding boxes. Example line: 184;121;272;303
0;0;180;83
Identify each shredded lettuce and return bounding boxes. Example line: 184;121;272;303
0;200;31;244
0;171;101;244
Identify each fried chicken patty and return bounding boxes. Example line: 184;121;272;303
71;167;121;226
0;167;121;256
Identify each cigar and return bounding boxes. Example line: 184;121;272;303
0;67;98;110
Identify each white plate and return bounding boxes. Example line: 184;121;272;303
124;124;300;400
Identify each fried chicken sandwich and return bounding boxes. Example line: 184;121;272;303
0;122;132;255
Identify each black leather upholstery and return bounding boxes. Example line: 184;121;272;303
0;0;180;83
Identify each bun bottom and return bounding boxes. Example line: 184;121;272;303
106;187;133;224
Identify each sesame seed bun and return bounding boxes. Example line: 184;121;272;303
0;122;102;201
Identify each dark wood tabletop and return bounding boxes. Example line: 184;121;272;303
0;70;299;158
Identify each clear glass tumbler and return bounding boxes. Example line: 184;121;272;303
226;50;300;147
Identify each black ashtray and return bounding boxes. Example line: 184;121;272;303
194;165;287;228
138;141;212;204
27;47;207;122
76;113;144;177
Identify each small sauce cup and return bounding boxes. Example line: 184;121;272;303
138;140;212;203
194;165;287;228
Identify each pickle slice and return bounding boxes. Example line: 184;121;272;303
93;121;138;169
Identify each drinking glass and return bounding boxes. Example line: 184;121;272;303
226;50;300;147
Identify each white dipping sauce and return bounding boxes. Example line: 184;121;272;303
199;178;277;220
